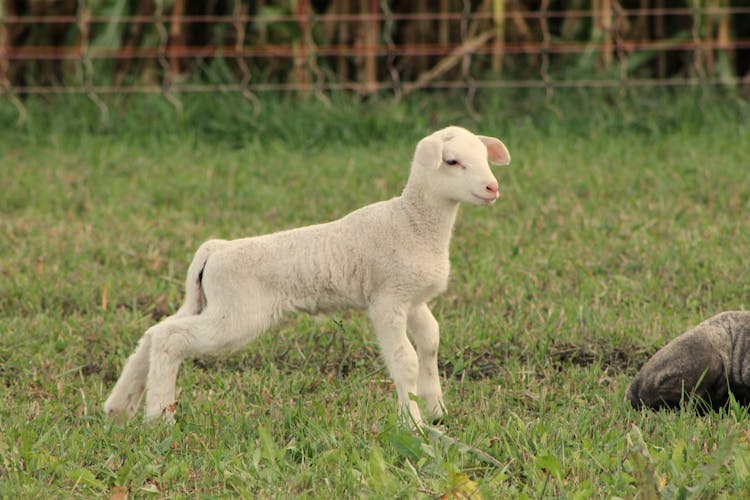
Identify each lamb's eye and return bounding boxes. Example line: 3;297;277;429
445;159;459;166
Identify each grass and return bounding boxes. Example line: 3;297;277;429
1;89;750;497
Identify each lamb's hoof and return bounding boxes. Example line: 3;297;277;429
429;414;446;426
425;404;446;426
103;398;136;422
144;401;178;424
160;401;178;424
104;391;144;419
103;407;130;425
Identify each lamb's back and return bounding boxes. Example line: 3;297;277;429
205;197;447;313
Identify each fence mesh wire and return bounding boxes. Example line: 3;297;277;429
2;1;749;106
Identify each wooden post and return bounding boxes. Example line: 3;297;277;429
292;0;312;93
601;0;613;69
690;0;705;80
336;0;351;82
634;0;649;40
169;0;185;80
0;0;8;88
716;0;732;82
362;0;379;94
491;0;505;73
439;0;451;47
655;0;666;78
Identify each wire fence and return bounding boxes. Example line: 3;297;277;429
2;1;749;108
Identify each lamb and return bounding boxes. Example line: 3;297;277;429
103;126;511;427
627;311;750;411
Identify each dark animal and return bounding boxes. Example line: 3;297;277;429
627;311;750;411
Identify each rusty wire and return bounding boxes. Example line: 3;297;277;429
3;39;750;62
4;7;750;24
1;4;748;117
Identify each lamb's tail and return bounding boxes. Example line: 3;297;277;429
179;239;226;316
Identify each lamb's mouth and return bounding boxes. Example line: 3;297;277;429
472;193;498;204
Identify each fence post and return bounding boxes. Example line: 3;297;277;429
0;2;10;89
362;0;379;94
601;0;613;69
291;0;311;93
0;1;8;89
655;0;666;78
0;0;27;126
540;0;551;100
714;0;734;85
690;0;706;83
491;0;505;73
169;0;185;80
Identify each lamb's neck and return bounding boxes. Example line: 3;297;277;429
399;184;460;251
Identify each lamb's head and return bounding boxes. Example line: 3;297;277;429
410;126;511;206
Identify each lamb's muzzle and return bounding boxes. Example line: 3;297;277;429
103;126;511;429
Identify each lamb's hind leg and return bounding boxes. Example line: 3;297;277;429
104;241;221;420
144;304;273;421
408;303;445;422
104;289;207;418
104;306;202;419
104;329;154;420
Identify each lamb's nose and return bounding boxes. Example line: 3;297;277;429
486;182;499;195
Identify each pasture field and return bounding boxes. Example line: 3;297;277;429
1;90;749;497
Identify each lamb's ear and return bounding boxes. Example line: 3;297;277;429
413;136;444;169
477;135;511;166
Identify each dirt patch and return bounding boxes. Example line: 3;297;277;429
108;311;654;384
548;341;650;373
439;344;519;380
440;340;652;381
189;338;654;382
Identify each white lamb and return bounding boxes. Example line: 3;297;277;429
104;126;511;427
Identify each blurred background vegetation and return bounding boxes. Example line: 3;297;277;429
1;1;749;95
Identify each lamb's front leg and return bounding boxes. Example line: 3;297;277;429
369;300;422;427
408;303;445;422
